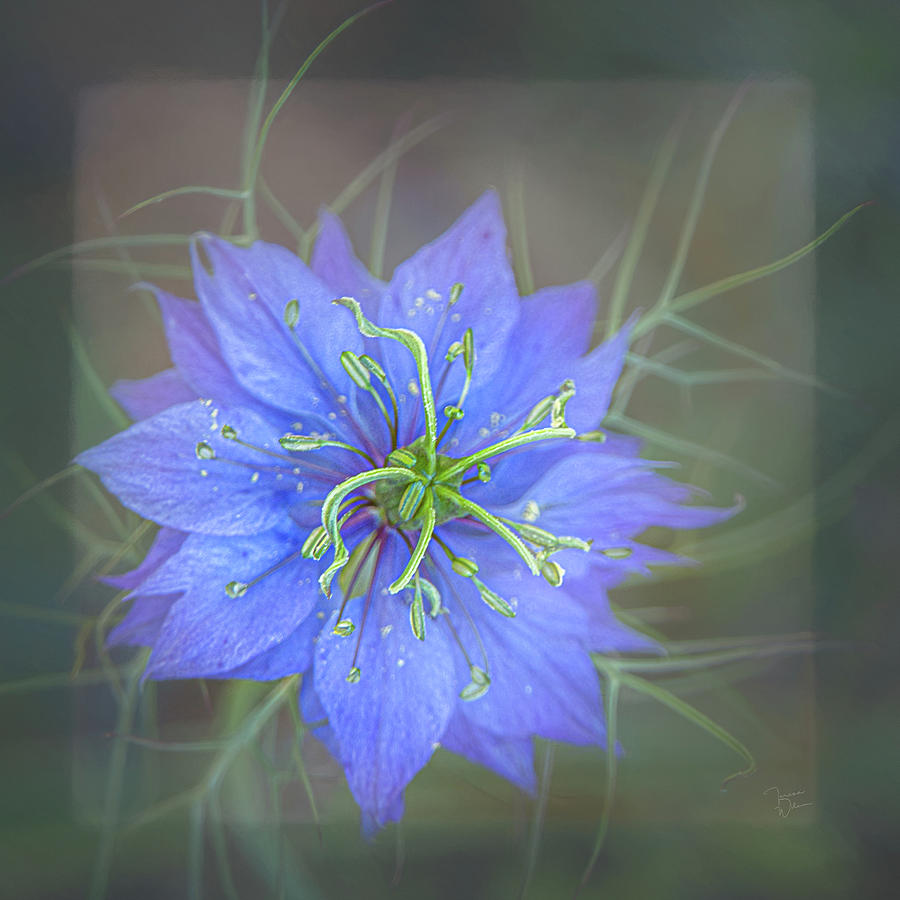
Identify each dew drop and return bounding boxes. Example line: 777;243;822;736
200;469;209;477
451;312;461;322
407;379;420;397
396;658;405;668
523;500;540;523
425;288;441;300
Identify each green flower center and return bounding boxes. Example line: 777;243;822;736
375;436;465;529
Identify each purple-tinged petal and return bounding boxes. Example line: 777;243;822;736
107;593;179;648
312;208;386;312
565;315;635;433
300;675;341;761
313;533;457;831
383;191;520;389
440;714;536;794
76;401;308;536
110;369;196;422
101;527;187;592
143;526;319;679
191;235;363;431
150;286;274;413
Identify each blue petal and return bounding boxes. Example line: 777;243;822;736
496;450;736;541
311;208;386;313
110;369;195;421
141;526;320;679
312;532;457;831
76;401;305;536
440;713;536;793
191;235;364;437
442;299;630;457
428;533;615;745
448;280;597;451
216;604;326;680
379;191;521;442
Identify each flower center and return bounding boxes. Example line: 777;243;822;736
374;436;466;529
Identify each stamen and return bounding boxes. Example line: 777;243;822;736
345;532;388;681
460;664;491;701
539;558;565;587
470;575;516;618
360;355;400;451
434;487;539;575
396;479;427;522
435;329;475;449
501;517;592;553
222;548;305;599
601;546;633;560
427;552;492;699
409;572;427;641
340;349;394;443
319;467;417;598
217;424;345;480
282;300;379;457
333;297;438;474
438;426;575;484
332;528;383;635
427;281;464;361
388;493;436;593
279;431;376;466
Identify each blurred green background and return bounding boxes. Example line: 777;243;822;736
1;1;898;898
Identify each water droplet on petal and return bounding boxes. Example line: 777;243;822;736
333;619;355;637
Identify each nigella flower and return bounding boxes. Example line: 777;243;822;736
78;191;733;832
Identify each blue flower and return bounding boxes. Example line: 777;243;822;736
78;191;733;832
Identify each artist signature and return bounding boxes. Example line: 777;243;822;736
763;786;814;818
